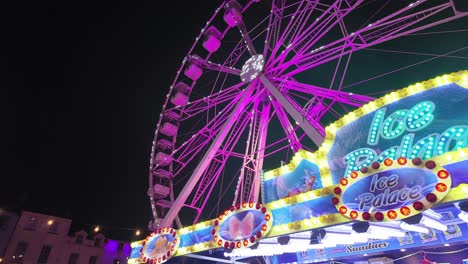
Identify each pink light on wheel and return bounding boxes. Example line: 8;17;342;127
223;6;242;27
184;63;202;81
170;92;188;106
203;35;221;53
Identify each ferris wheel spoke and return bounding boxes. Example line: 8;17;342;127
267;1;317;61
224;38;249;68
176;82;245;120
337;13;350;37
279;76;374;127
260;74;324;147
280;1;467;77
170;99;240;175
278;78;374;107
191;103;255;223
172;87;264;224
233;95;271;205
156;88;243;182
288;0;363;56
175;93;265;223
306;100;342;125
160;84;256;227
269;0;363;70
267;0;319;67
236;19;258;56
284;91;326;137
187;54;241;76
263;0;286;59
224;0;259;56
269;96;303;152
189;152;232;224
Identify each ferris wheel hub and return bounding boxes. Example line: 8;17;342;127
240;54;265;82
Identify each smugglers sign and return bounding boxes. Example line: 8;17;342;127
332;157;451;221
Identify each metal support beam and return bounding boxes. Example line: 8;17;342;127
259;75;324;147
185;254;248;264
160;85;255;227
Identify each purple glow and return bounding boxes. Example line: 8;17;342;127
203;35;221;53
103;240;131;264
183;64;203;81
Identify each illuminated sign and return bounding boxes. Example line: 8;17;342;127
295;207;468;262
321;77;468;184
212;203;272;249
345;242;389;253
140;227;179;263
344;100;468;179
332;157;451;221
127;71;468;262
263;159;322;203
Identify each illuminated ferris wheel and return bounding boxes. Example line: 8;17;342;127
147;0;468;229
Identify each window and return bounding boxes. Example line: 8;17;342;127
37;245;52;264
48;222;59;234
94;238;102;247
11;241;28;263
75;235;83;244
0;215;10;230
24;217;38;230
68;253;79;264
88;256;98;264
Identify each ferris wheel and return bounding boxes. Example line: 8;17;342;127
148;0;468;229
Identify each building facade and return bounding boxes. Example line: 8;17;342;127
2;211;131;264
0;210;19;259
102;240;132;264
65;230;105;264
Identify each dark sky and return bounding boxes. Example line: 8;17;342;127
4;0;218;241
3;1;468;243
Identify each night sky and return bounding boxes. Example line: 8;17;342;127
4;1;217;241
3;0;468;243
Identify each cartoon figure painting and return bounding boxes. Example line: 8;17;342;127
286;172;316;197
275;168;317;198
263;159;322;203
220;211;255;241
441;211;462;240
228;212;254;240
145;234;175;259
397;232;414;246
